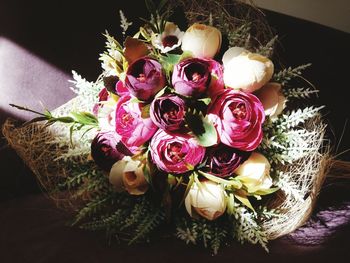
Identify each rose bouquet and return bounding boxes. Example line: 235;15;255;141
4;0;331;254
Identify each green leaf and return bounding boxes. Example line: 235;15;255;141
226;193;235;215
141;104;151;118
180;173;195;207
185;112;217;147
71;112;98;126
198;97;211;105
198;171;242;188
235;194;255;212
54;116;75;123
251;187;280;196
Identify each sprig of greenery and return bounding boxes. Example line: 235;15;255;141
273;64;312;85
256;35;278;57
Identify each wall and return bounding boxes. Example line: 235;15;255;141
254;0;350;33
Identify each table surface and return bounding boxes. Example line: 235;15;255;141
1;0;350;262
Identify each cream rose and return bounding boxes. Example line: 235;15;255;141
185;180;227;221
255;82;286;119
234;152;273;193
181;23;222;58
222;47;274;93
109;156;149;195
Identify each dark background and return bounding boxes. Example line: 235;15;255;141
0;0;350;262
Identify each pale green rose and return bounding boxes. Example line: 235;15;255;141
181;23;222;58
185;180;227;221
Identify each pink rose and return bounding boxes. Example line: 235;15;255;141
172;58;224;98
208;89;265;151
150;129;205;174
115;95;158;152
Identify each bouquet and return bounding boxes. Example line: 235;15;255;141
4;0;332;254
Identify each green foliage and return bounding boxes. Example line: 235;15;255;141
259;106;323;165
283;87;319;99
273;64;312;85
185;109;217;147
256;35;278;57
228;205;269;252
175;217;229;255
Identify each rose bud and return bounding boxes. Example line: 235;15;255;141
91;131;132;171
109;156;149;195
172;58;224;98
207;144;250;178
181;23;222;58
223;47;274;93
150;94;186;131
208;89;265;151
151;22;184;53
115;95;158;152
150;129;205;174
255;82;286;119
185;180;227;221
234;152;273;193
125;57;166;101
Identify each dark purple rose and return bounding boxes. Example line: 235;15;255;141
150;94;185;131
125;57;165;101
172;58;224;98
91;131;132;171
207;144;250;178
208;89;265;151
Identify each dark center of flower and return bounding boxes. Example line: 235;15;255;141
163;107;179;120
167;142;185;162
121;113;134;125
231;103;247;120
217;151;230;163
137;73;147;82
185;63;207;82
162;35;179;48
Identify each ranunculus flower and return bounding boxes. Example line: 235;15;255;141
109;156;149;195
223;47;274;93
150;129;205;174
208;89;265;151
150;94;186;131
115;80;130;97
125;57;166;101
255;82;286;119
181;23;222;58
234;152;273;193
91;131;132;171
207;144;250;178
172;58;224;98
185;180;227;221
115;95;158;152
151;22;184;53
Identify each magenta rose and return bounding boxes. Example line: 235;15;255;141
172;58;224;98
115;80;129;96
207;144;250;178
91;131;132;171
115;95;158;152
208;89;265;151
125;57;166;101
150;129;205;174
150;94;186;131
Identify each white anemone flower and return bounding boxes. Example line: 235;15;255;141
151;22;184;53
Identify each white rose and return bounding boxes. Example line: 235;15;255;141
235;152;273;193
222;47;274;93
185;180;227;221
151;22;184;53
109;156;149;195
255;82;286;119
181;23;222;58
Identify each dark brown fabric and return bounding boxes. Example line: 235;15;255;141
1;0;350;262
